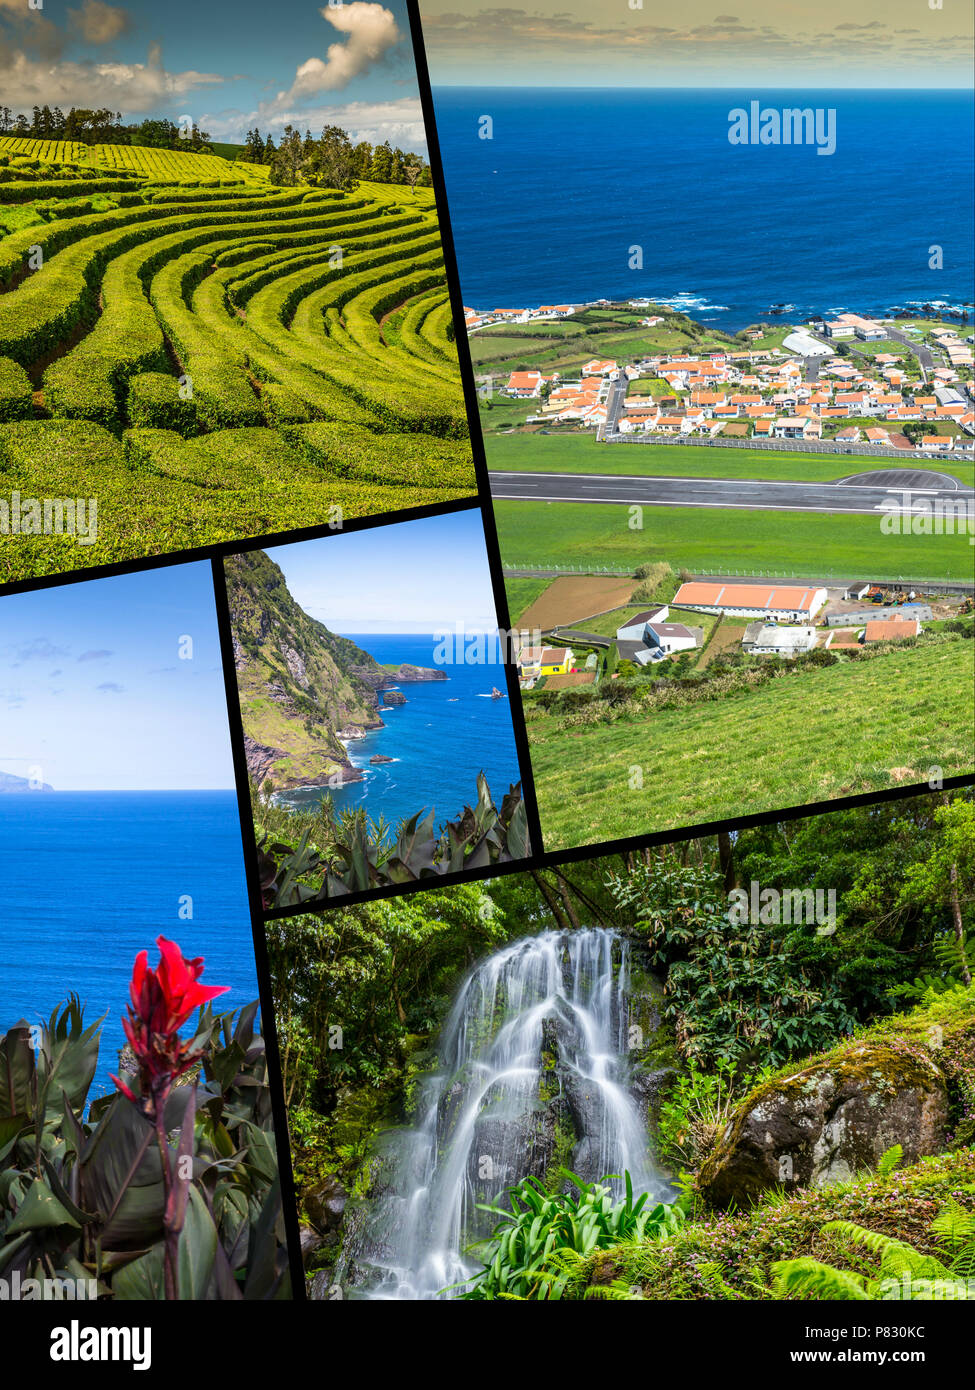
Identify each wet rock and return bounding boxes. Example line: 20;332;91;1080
699;1042;949;1207
308;1270;343;1301
305;1176;348;1233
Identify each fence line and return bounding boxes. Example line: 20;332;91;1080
502;563;971;588
603;432;973;459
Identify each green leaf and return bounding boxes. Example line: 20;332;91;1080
176;1186;218;1299
6;1177;82;1233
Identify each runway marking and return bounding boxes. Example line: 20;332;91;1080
493;492;894;514
489;470;974;496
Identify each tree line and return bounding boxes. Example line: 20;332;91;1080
242;124;431;192
0;105;213;151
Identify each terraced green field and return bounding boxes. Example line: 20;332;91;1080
0;138;473;578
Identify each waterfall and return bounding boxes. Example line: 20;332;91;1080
348;927;671;1300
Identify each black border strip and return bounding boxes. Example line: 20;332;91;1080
260;770;975;923
209;555;307;1301
405;0;545;854
0;493;479;599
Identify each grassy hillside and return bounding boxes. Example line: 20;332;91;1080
524;634;975;848
0;138;473;580
496;500;974;582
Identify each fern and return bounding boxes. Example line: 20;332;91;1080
584;1279;641;1300
876;1144;903;1180
774;1203;975;1301
772;1257;871;1300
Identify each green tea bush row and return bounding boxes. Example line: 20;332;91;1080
0;355;33;421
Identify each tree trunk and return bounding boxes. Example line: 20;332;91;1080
949;860;971;986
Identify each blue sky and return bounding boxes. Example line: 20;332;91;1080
265;509;504;634
0;562;236;791
0;0;428;149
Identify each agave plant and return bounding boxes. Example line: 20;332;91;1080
259;774;531;906
0;939;290;1300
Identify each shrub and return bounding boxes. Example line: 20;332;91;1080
126;372;199;433
0;355;33;421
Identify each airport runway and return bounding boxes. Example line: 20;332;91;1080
489;469;975;516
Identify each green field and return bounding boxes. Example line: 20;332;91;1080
0;136;472;580
496;500;975;582
525;638;975;849
505;575;554;625
485;432;975;487
469;307;736;375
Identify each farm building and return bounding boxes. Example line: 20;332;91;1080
673;582;828;621
742;623;817;657
843;583;871;601
615;606;669;641
616;607;700;658
825;610;883;628
863;617;921;643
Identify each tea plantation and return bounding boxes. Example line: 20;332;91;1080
0;138;473;578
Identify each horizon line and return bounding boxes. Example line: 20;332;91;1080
432;83;974;92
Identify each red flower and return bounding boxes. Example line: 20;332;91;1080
111;936;229;1109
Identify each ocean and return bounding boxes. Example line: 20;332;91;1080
433;88;975;331
278;632;523;830
0;790;258;1099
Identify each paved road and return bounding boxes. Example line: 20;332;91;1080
604;373;627;432
886;327;934;382
490;469;975;516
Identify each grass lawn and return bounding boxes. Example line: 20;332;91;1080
525;638;975;849
563;603;717;643
477;398;533;432
565;605;645;637
468;333;553;364
495;500;975;583
505;575;553;625
485;432;975;487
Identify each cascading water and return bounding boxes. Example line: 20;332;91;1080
346;927;671;1300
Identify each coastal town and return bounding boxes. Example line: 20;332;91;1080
467;301;975;455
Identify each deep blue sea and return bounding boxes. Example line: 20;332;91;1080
279;633;522;830
434;88;975;330
0;791;258;1100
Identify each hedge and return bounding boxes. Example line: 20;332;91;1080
126;373;199;434
281;421;474;489
0;356;34;421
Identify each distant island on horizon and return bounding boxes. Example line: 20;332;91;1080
0;770;52;793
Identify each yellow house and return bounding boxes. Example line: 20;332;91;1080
539;646;574;676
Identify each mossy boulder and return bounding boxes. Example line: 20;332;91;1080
699;1041;948;1206
700;991;975;1208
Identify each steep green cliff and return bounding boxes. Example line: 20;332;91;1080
226;549;390;790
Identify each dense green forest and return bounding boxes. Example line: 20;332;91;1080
267;789;975;1300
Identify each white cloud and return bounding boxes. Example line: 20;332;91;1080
68;0;130;44
202;96;427;153
268;2;402;112
0;43;223;113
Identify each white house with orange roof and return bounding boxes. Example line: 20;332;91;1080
504;370;544;398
